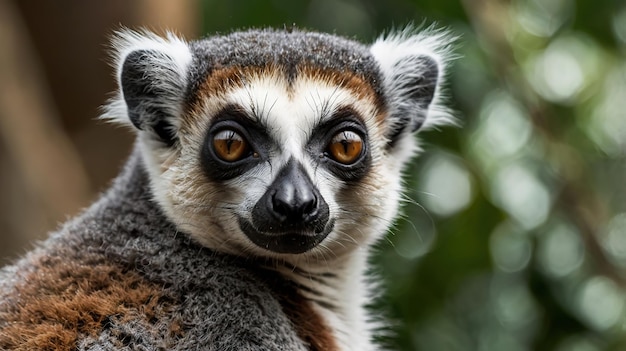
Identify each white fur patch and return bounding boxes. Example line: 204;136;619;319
370;25;457;130
100;29;192;128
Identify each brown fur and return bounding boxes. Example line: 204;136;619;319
273;282;340;351
0;253;175;351
192;65;254;99
186;64;384;124
297;65;384;111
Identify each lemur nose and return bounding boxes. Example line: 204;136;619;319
246;158;332;253
271;178;318;223
250;158;330;235
270;162;319;224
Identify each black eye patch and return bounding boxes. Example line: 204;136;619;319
200;105;271;181
307;106;371;182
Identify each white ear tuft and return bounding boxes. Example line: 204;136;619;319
370;24;457;133
100;28;192;143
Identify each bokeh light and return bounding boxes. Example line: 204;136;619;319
578;276;625;331
601;213;626;268
538;220;585;278
490;221;532;273
491;162;552;230
418;151;474;218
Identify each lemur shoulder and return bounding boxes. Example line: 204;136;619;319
0;27;453;350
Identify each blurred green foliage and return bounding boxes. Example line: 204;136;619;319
201;1;626;350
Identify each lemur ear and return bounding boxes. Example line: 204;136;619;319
370;27;454;145
101;30;192;147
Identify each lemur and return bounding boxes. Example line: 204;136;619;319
0;26;453;350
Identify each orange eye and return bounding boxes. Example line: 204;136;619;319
328;130;363;164
213;129;249;162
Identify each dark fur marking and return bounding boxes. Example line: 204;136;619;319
386;55;439;147
121;50;180;146
310;298;340;313
252;266;340;350
271;281;340;350
281;261;338;279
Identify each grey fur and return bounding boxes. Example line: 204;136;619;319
186;29;384;102
0;148;308;350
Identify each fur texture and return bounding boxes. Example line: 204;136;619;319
0;27;453;350
1;151;315;350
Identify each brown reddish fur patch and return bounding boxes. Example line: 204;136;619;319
276;285;340;351
184;64;385;128
0;253;174;351
193;65;275;100
297;65;383;110
182;65;276;131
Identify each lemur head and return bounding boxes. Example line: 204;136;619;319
103;27;453;261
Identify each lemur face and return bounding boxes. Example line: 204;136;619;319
104;28;452;260
191;68;385;256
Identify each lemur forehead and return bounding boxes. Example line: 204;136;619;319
182;64;386;136
185;29;385;102
193;65;383;106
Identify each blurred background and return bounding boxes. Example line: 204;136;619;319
1;0;625;350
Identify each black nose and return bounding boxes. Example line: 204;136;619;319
252;159;329;234
241;159;332;254
271;165;319;224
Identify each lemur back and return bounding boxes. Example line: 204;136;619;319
0;27;453;350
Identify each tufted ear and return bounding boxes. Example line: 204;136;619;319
101;29;192;147
370;27;454;145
